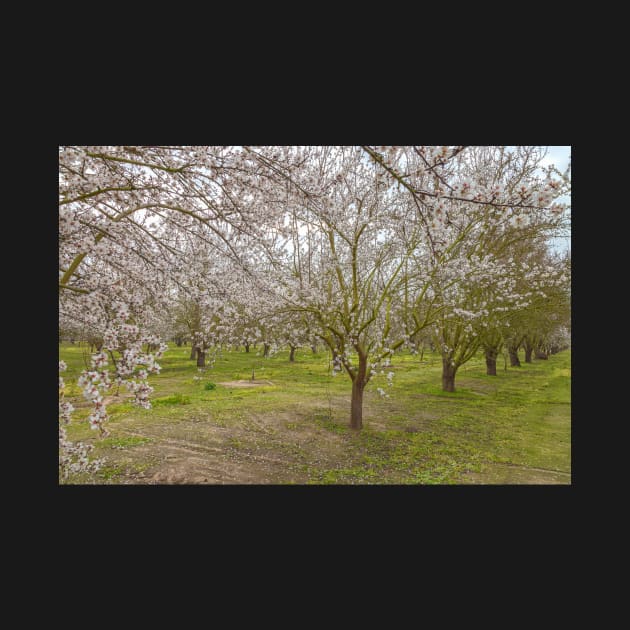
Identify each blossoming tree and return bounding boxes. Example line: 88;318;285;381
59;145;571;474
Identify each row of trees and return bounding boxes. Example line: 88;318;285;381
59;146;570;477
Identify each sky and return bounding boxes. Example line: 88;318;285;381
505;146;570;253
505;145;570;173
540;145;571;173
540;146;571;254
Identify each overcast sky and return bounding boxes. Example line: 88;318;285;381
540;145;571;173
505;145;570;173
541;146;571;253
503;146;570;253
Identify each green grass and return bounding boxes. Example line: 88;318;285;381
99;436;152;449
153;393;191;406
59;342;571;485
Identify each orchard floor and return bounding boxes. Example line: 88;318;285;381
59;344;571;485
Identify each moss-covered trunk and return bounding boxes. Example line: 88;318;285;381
485;348;498;376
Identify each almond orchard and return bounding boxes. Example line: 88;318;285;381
59;146;570;483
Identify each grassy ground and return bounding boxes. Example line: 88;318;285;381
59;343;571;485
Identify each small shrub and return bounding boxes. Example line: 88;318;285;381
204;382;216;391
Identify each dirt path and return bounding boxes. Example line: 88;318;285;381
103;406;341;484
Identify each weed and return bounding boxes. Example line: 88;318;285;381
99;465;125;480
100;436;151;449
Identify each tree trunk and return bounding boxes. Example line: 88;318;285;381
263;343;270;358
442;359;457;392
175;337;183;347
509;347;521;367
524;346;533;363
485;348;498;376
244;343;250;353
190;345;198;360
535;350;548;360
350;379;365;430
350;354;368;430
289;346;296;362
311;344;317;354
197;350;206;368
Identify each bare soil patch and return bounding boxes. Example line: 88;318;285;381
218;380;275;388
96;403;348;484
